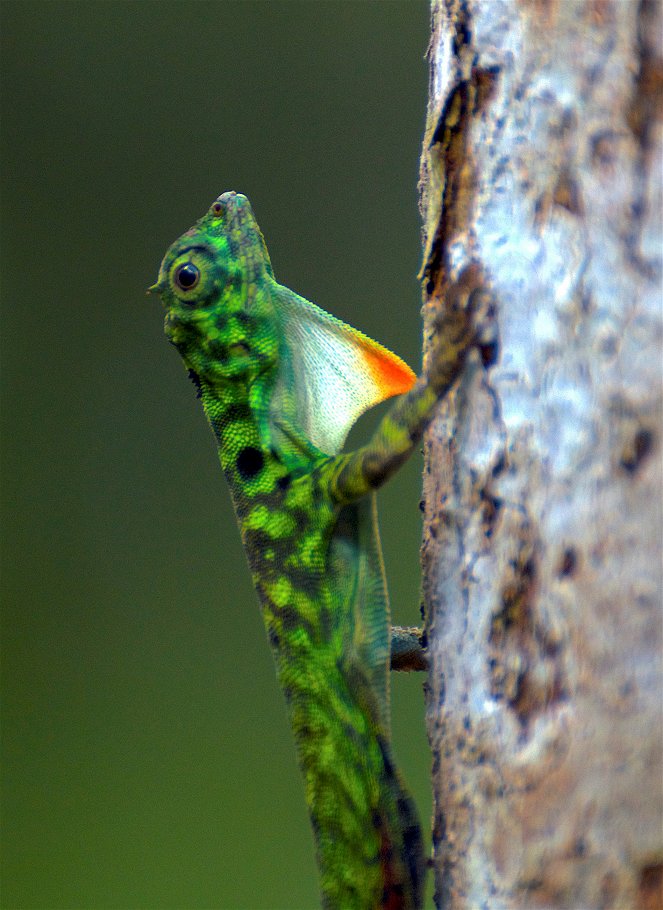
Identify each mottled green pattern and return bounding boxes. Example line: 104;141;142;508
152;193;474;910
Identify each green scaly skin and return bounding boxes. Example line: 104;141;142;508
151;192;475;910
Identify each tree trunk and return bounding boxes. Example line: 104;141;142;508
419;2;663;908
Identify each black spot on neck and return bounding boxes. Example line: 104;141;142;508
237;446;264;479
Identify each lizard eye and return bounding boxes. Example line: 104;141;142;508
174;262;200;291
168;247;217;303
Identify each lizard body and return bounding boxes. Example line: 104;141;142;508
151;192;474;910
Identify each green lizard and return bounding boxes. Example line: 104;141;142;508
150;192;476;910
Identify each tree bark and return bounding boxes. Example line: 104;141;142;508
419;2;663;908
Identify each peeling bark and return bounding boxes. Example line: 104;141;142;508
419;2;663;908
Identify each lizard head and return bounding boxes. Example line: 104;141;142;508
150;191;279;387
152;192;416;455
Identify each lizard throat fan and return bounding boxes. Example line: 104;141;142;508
272;290;417;455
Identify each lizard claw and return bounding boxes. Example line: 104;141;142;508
468;286;499;367
427;278;498;391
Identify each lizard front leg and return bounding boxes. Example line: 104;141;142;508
324;297;476;505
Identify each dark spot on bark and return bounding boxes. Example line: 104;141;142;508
543;637;561;659
553;169;584;216
452;12;471;55
637;863;662;910
572;837;586;858
491;455;506;477
236;446;264;479
626;0;663;154
468;285;500;368
479;337;499;367
590;130;620;170
620;679;636;698
581;289;594;315
480;487;502;539
488;525;568;730
600;871;619;909
620;427;654;475
522;557;536;581
558;546;578;578
555;107;577;138
600;332;619;357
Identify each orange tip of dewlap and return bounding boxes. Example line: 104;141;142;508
360;338;417;399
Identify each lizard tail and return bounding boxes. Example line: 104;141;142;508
375;734;425;910
298;661;425;910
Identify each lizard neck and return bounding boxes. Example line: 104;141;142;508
199;369;304;458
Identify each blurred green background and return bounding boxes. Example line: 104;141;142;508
1;2;432;908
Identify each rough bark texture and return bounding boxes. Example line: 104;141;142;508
418;2;663;909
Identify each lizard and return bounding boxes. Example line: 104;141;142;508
150;191;477;910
